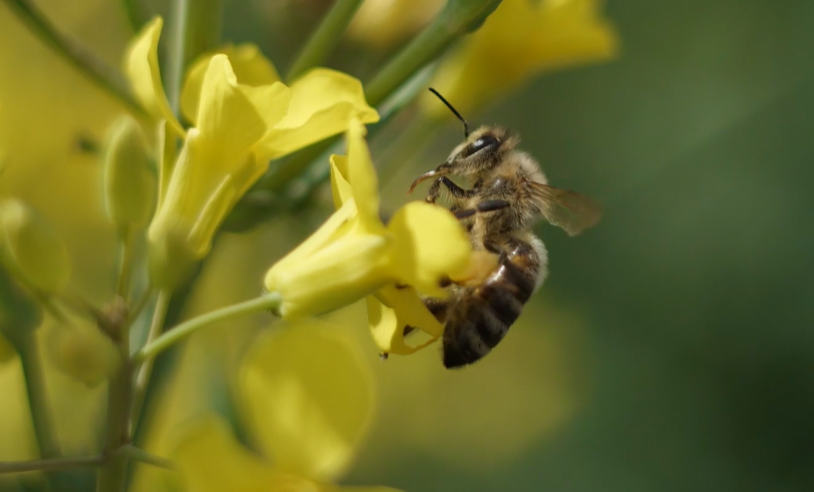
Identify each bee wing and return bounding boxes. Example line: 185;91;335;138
527;181;602;236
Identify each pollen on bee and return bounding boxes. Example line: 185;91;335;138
449;250;499;287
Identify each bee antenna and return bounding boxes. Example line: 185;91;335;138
428;88;470;138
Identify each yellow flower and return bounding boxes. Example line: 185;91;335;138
0;199;71;294
347;0;445;51
123;18;378;289
171;322;398;492
423;0;619;117
263;120;471;320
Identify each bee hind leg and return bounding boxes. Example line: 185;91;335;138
427;177;474;204
453;199;510;219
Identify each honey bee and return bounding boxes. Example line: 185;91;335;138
407;88;602;368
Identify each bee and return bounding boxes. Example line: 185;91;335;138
406;88;602;369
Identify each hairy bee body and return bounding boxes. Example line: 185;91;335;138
429;231;547;368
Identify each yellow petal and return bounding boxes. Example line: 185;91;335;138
260;69;379;159
386;202;471;296
346;120;383;233
181;44;281;124
196;54;290;163
264;220;391;319
329;155;352;209
424;0;618;117
239;322;375;482
367;284;443;355
123;16;184;134
172;415;315;492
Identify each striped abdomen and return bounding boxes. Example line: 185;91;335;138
441;236;545;368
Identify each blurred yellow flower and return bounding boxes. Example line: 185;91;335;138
124;18;378;289
348;0;445;51
264;120;471;319
423;0;619;117
171;322;397;492
44;318;121;388
0;199;71;294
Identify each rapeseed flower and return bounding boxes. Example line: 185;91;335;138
171;322;397;492
424;0;618;117
264;120;471;323
124;18;378;289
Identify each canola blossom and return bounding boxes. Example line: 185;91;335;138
424;0;619;117
264;120;472;324
124;17;378;289
171;323;397;492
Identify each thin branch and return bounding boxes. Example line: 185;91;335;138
0;456;103;474
1;0;147;119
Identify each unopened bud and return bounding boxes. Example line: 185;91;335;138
0;199;71;294
102;116;155;228
45;321;121;388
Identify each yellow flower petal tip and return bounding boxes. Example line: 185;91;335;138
0;199;71;294
368;285;443;356
425;0;619;117
124;16;184;134
261;69;379;159
239;322;374;482
181;43;282;124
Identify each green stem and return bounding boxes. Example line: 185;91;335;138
129;290;170;436
286;0;366;82
116;227;134;301
365;0;503;106
17;335;61;460
134;292;281;362
97;309;134;492
1;0;147;119
116;445;174;470
120;0;150;33
165;0;223;116
0;456;103;474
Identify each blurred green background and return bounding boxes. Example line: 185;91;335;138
2;0;814;491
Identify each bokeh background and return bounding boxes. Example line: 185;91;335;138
1;0;814;491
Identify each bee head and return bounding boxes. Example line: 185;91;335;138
442;126;518;178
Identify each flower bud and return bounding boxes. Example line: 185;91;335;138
102;116;155;228
45;321;121;388
0;199;70;294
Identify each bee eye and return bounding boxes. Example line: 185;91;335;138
465;135;499;156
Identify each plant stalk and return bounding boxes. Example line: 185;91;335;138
1;0;147;118
134;292;282;362
286;0;366;82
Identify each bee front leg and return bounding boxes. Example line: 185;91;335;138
427;177;474;204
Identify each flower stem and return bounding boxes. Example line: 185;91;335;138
134;292;281;362
285;0;365;82
1;0;147;119
116;227;134;301
115;445;175;470
120;0;150;32
0;456;103;474
129;290;170;435
365;0;504;106
96;302;134;492
165;0;223;116
17;335;61;460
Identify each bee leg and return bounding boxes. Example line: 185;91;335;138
453;199;511;219
426;177;473;203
